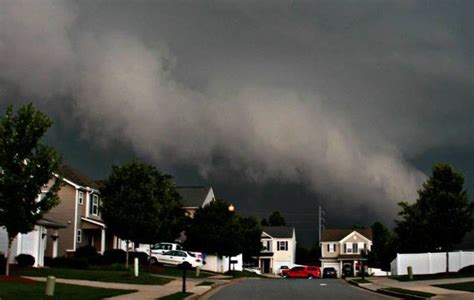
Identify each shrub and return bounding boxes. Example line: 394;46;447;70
75;245;101;265
49;256;89;269
103;249;126;265
129;252;149;265
459;265;474;274
0;253;6;275
15;254;35;267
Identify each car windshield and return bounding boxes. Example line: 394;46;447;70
187;251;195;257
325;268;336;271
162;250;174;255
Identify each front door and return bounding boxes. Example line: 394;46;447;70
261;259;271;273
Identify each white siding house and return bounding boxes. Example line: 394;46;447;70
257;226;296;275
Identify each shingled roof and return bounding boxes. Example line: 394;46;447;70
176;186;211;208
60;165;99;189
262;226;294;239
321;228;372;242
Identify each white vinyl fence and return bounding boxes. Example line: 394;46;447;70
391;251;474;276
201;254;243;273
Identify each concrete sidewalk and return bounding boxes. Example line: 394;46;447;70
350;276;474;299
24;276;221;299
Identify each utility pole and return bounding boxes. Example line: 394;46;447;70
318;205;326;243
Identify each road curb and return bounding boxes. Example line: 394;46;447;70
188;278;247;300
346;279;432;299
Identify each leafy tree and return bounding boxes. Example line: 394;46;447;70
185;199;249;268
367;222;396;271
100;161;185;268
260;218;269;226
0;104;62;275
295;242;320;265
237;215;262;262
267;211;287;226
395;163;474;273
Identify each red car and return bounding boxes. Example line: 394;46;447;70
286;266;321;279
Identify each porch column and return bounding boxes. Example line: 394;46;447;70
52;230;59;258
339;260;343;278
100;228;106;254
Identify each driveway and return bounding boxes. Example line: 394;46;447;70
209;278;392;300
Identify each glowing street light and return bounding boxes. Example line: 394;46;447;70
228;204;235;213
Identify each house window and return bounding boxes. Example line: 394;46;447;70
262;240;272;252
345;242;353;254
92;194;99;216
353;243;358;253
277;241;288;251
327;243;336;253
77;229;82;243
78;191;84;205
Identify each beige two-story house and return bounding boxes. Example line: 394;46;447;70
320;228;372;277
43;165;117;257
257;226;296;274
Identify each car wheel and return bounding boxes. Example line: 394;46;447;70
283;274;288;278
150;257;158;265
308;275;313;279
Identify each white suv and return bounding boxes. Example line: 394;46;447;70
155;250;202;268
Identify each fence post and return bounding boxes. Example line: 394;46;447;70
134;257;139;277
407;266;413;280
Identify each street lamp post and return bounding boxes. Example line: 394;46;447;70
227;204;235;272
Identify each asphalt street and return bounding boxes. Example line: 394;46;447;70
210;278;392;300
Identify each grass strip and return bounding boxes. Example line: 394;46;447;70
0;281;136;300
14;267;172;285
380;287;436;298
433;281;474;292
158;291;193;300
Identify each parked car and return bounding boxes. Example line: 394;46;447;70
135;242;183;255
286;266;321;279
154;250;202;268
323;267;338;278
342;264;354;278
278;265;290;277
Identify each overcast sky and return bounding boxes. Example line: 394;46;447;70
1;0;473;245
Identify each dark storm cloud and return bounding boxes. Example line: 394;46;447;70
1;0;473;228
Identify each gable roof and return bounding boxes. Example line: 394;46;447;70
176;186;211;208
262;226;294;239
321;228;372;242
60;165;99;190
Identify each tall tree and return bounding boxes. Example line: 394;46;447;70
237;215;262;262
268;211;287;226
185;199;245;263
368;222;396;271
395;163;474;273
100;161;185;268
0;104;62;275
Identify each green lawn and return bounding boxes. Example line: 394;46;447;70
394;272;474;282
0;281;136;300
14;268;172;285
434;281;474;292
380;287;436;298
157;291;193;300
196;280;215;286
155;266;213;278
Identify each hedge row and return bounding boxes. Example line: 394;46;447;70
43;246;149;269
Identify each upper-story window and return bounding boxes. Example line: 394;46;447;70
327;243;336;253
277;241;288;251
345;242;353;253
92;194;99;216
78;191;84;205
262;240;272;252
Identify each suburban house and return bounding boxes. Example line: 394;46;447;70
257;226;296;274
0;218;66;267
176;186;216;218
320;228;373;277
42;165;119;257
0;165;118;266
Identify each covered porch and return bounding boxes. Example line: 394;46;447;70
80;217;110;254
